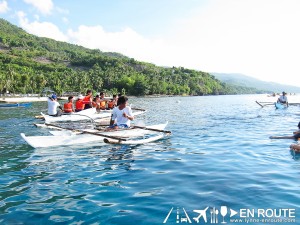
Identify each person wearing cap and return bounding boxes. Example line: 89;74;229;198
47;94;62;116
277;91;289;106
75;94;85;112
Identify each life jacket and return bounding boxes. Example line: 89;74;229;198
82;96;91;105
100;100;106;110
107;100;115;109
92;101;97;107
64;102;73;113
75;99;84;111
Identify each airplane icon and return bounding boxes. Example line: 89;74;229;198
193;207;209;223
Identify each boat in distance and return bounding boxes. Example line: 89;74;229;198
0;102;32;108
21;123;169;148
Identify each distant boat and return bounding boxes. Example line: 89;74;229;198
0;102;32;108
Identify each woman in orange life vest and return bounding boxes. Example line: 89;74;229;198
82;90;93;109
63;96;74;113
107;100;115;109
107;94;117;109
75;94;85;112
99;92;107;110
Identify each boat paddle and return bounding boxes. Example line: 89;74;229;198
45;123;127;141
133;125;172;134
269;136;295;139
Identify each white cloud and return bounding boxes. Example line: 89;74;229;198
67;25;167;63
62;17;69;24
23;0;53;15
0;0;9;13
17;11;68;42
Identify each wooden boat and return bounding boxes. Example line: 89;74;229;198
21;123;170;148
0;102;32;108
41;108;145;123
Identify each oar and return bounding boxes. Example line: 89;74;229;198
45;123;127;141
255;101;264;107
131;107;146;111
133;125;172;134
269;135;295;139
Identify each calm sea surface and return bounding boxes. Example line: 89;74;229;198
0;95;300;225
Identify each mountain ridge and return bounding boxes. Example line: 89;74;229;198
212;72;300;93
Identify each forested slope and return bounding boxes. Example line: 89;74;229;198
0;19;264;96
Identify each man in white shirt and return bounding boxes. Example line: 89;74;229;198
47;94;62;116
109;96;134;129
277;91;289;106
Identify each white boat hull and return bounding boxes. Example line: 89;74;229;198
21;123;168;148
41;108;145;123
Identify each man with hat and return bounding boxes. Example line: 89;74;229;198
277;91;289;107
47;94;62;116
75;94;85;112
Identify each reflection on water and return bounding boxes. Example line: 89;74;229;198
0;95;300;224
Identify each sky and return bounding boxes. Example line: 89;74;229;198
1;0;300;87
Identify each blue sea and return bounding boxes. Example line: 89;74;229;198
0;95;300;225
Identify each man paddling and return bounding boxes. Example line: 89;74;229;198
47;94;62;116
108;96;134;129
277;91;289;107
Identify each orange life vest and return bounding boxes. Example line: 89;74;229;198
82;96;91;104
100;100;106;110
75;99;84;111
64;102;73;113
107;101;114;109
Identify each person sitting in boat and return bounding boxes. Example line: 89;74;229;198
47;94;62;116
113;94;118;107
63;96;74;113
75;94;85;112
277;91;289;106
108;96;134;129
82;90;93;109
99;92;107;110
107;99;115;110
93;95;101;112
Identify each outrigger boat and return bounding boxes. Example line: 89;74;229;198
21;122;170;148
41;108;146;123
0;102;32;108
255;101;300;108
274;102;287;109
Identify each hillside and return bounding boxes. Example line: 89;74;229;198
0;18;264;96
212;73;300;93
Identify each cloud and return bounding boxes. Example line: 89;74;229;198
67;25;168;64
17;11;68;42
23;0;53;15
0;0;9;13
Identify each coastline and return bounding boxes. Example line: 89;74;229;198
0;97;48;103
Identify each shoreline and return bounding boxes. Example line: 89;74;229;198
1;97;50;103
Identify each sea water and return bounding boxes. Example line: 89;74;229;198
0;95;299;225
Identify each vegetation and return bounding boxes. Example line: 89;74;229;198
0;19;265;96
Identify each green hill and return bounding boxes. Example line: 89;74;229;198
0;18;264;96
